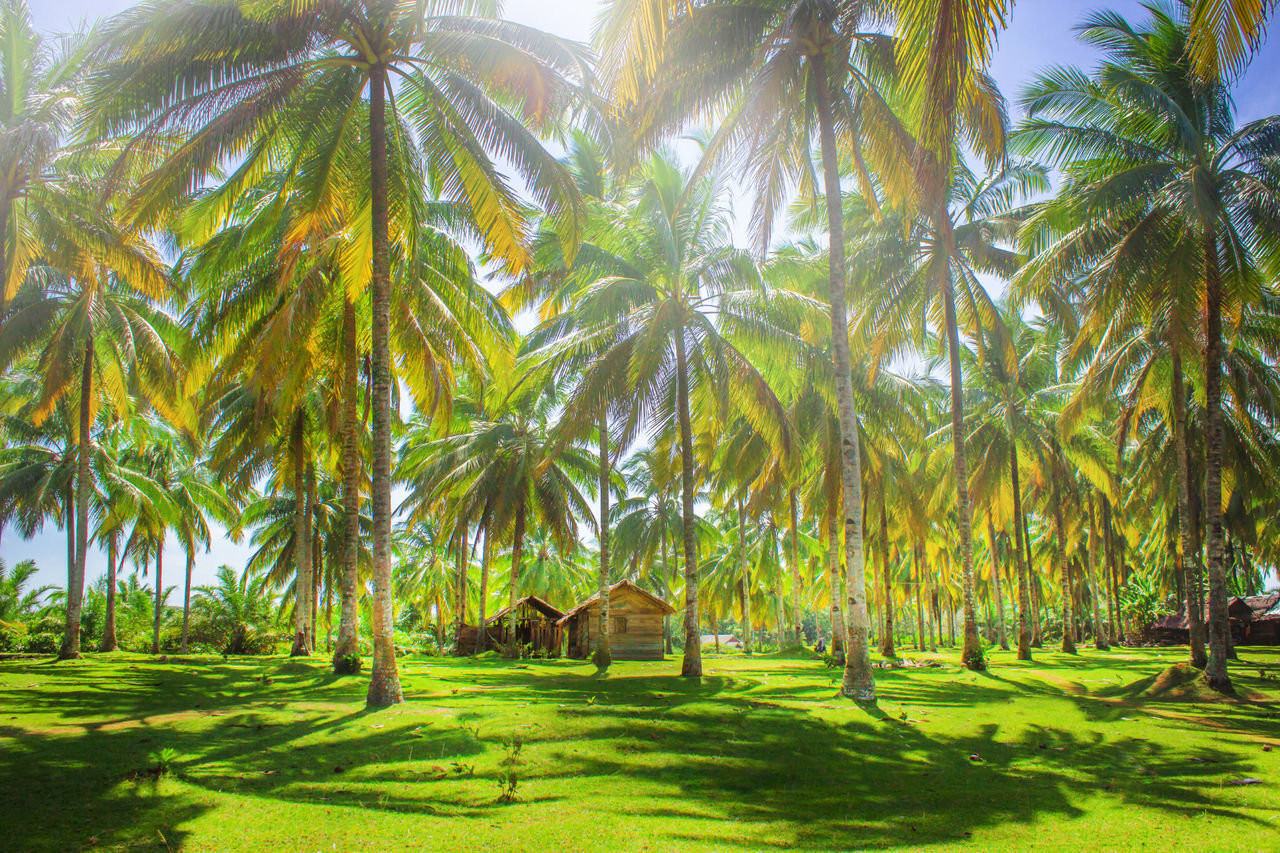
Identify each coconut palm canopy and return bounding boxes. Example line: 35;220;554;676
2;0;1279;718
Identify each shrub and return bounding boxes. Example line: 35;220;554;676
0;621;28;653
334;653;362;675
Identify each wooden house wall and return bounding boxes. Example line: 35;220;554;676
568;587;666;661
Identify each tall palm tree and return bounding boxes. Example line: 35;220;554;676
1013;3;1280;689
521;154;794;677
91;0;584;706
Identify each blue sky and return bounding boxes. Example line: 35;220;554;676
13;0;1280;594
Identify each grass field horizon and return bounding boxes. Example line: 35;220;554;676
3;647;1278;852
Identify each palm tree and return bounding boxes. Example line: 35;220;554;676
400;381;595;658
521;153;794;677
91;0;584;706
0;558;53;623
1013;3;1280;689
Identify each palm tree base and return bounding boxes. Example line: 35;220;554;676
680;655;702;678
591;644;612;671
1094;641;1110;651
1061;640;1076;654
839;674;876;703
1202;670;1233;694
366;672;404;707
56;649;81;661
961;649;986;672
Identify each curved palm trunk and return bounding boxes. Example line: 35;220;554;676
1007;418;1033;660
1202;238;1231;690
987;517;1008;651
151;534;164;655
790;490;802;648
737;494;752;655
1087;494;1108;650
366;66;402;706
290;419;312;658
935;218;983;671
334;299;362;672
675;329;702;678
181;544;194;653
593;412;612;669
101;531;119;652
505;505;526;659
879;494;895;657
1052;477;1075;654
1102;499;1121;644
1170;353;1208;668
811;53;873;701
60;338;93;660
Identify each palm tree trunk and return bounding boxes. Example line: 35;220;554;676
453;528;468;656
660;515;672;654
879;494;895;657
290;418;311;658
151;534;164;655
593;411;612;669
675;328;702;678
1052;477;1075;654
1008;418;1033;660
366;66;402;706
476;518;491;655
1171;352;1208;668
914;544;926;652
60;338;93;660
827;510;844;657
1202;237;1231;690
334;299;361;673
811;53;873;701
790;490;802;648
987;516;1008;651
181;544;194;653
737;494;752;655
1087;494;1108;650
505;505;526;659
934;216;983;670
1103;499;1120;643
102;531;118;652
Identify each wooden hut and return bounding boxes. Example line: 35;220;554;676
484;596;566;656
558;579;675;661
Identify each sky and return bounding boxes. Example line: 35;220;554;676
12;0;1280;595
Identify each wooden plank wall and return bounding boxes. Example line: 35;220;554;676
573;587;666;661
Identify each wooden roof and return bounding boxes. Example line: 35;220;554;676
556;579;676;626
485;595;566;625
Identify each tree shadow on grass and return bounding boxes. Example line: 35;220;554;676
1;653;1276;851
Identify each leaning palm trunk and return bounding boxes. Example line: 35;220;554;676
1087;494;1108;650
879;497;895;657
675;329;702;678
661;520;673;654
936;223;983;671
60;337;93;660
452;528;468;656
987;517;1008;651
914;545;926;652
366;67;403;706
1202;237;1231;691
333;299;362;672
102;531;119;652
592;412;612;669
811;53;873;701
1171;353;1208;668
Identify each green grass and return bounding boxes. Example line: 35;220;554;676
2;646;1279;852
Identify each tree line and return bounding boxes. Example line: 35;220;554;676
0;0;1276;706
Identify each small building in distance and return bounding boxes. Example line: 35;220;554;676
1149;593;1280;645
454;596;565;656
558;579;676;661
487;596;566;656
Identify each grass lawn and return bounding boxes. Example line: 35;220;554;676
2;646;1279;852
